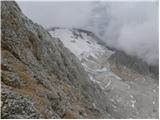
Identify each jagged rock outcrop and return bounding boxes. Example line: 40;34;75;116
1;1;109;118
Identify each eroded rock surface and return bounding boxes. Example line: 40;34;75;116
1;1;110;119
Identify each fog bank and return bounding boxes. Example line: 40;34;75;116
17;1;159;66
86;2;159;66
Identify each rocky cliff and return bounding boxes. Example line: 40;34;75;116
1;1;109;118
49;27;159;119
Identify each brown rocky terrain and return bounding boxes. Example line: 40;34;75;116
1;1;110;119
1;1;159;119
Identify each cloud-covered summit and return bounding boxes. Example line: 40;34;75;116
17;1;159;66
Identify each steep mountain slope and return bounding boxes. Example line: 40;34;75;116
1;1;110;119
49;28;159;119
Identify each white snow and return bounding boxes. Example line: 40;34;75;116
49;29;106;60
130;100;136;108
49;28;121;88
96;67;107;72
105;79;112;88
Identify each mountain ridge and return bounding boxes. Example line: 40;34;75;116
49;27;159;118
1;1;110;118
49;27;158;78
1;1;159;119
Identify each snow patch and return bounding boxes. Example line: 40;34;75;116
49;29;107;60
49;28;120;89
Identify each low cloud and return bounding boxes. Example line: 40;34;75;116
86;2;159;66
17;1;159;66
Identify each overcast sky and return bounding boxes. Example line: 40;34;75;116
17;1;94;28
17;1;159;66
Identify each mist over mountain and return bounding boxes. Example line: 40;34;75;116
17;1;158;66
86;2;159;66
48;27;158;118
2;1;159;119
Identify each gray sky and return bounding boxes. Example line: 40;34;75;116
17;1;159;66
17;1;94;28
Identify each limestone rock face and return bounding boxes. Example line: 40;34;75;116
1;1;109;119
